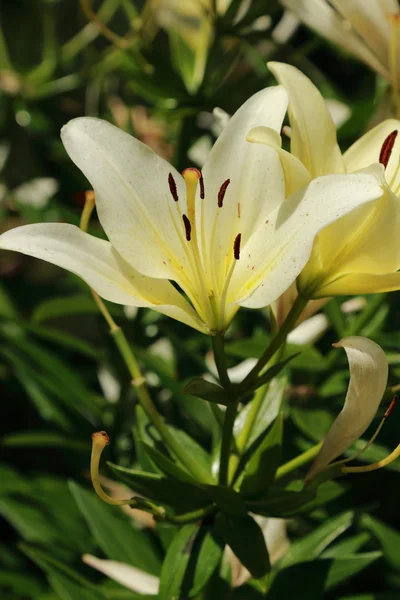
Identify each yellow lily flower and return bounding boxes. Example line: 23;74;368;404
249;61;400;300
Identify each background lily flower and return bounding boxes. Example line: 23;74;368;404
249;61;400;300
306;336;388;480
0;85;384;334
280;1;400;102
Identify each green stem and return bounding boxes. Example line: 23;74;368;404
162;504;216;524
239;294;308;392
212;334;231;389
275;442;322;479
112;327;213;484
219;397;239;486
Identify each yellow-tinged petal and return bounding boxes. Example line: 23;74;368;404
0;223;207;333
312;271;400;297
267;61;345;177
247;126;311;196
307;336;388;480
299;183;400;296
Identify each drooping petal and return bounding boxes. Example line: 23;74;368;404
299;186;400;295
267;61;345;177
306;336;388;479
82;554;159;595
199;85;288;288
281;0;390;79
344;119;400;187
232;165;384;308
247;126;311;196
0;223;207;332
61;117;190;282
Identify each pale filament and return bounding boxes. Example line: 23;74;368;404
167;169;241;331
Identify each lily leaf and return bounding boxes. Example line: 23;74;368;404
240;413;283;498
215;512;270;579
183;377;229;405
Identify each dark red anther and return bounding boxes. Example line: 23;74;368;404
168;173;179;202
233;233;241;260
218;179;230;208
199;174;205;199
182;214;191;241
384;395;397;418
379;130;398;169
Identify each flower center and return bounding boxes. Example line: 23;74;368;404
167;168;241;331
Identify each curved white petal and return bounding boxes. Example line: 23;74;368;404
247;125;311;196
199;86;288;287
267;61;345;177
61;117;190;282
82;554;159;594
307;336;388;479
232;165;384;308
281;0;390;79
344;119;400;188
0;223;207;333
331;0;392;66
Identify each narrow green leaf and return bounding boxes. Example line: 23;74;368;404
280;511;354;568
215;512;270;579
361;514;400;570
141;443;204;487
325;553;382;590
189;526;224;597
32;295;99;321
2;431;89;451
158;524;199;600
107;463;212;511
183;378;228;405
240;413;283;497
69;482;161;575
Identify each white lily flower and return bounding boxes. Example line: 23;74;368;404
0;87;384;334
82;554;160;595
306;336;388;480
249;62;400;299
281;0;400;88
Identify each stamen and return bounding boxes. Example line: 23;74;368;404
340;396;399;475
218;179;230;208
168;173;179;202
91;431;136;506
233;233;241;260
384;395;397;418
182;214;191;241
199;174;205;199
379;130;398;169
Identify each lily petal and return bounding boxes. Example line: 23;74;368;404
247;126;311;196
61;117;189;282
0;223;207;332
300;186;400;294
233;165;384;308
281;0;390;79
344;119;400;188
314;270;400;297
307;336;388;480
82;554;159;595
199;85;288;285
267;61;345;177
